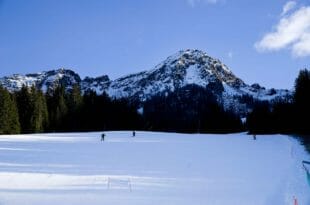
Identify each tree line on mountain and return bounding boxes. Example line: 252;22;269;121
0;69;309;135
245;69;310;152
0;84;243;134
143;85;243;133
246;69;310;136
0;85;143;134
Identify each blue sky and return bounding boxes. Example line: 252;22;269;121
0;0;309;89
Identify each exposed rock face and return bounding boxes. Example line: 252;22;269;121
81;75;111;94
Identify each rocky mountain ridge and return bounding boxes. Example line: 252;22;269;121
0;49;291;115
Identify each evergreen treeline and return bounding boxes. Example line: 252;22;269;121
16;86;48;133
0;85;142;134
143;85;243;133
0;84;243;134
246;69;310;135
0;86;20;134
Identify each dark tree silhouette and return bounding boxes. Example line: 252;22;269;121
0;86;20;134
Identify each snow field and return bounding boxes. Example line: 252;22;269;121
0;131;309;205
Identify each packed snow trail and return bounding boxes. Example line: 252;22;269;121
0;132;309;205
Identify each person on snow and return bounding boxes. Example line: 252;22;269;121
132;131;136;137
101;133;105;141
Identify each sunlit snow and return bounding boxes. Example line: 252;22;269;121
0;132;309;205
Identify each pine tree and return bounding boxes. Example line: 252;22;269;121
46;86;68;131
0;86;20;134
246;101;273;134
81;90;108;131
294;69;310;107
66;84;83;130
68;84;83;112
294;69;310;133
15;86;33;133
29;86;49;132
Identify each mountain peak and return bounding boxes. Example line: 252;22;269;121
0;50;292;116
175;49;208;57
153;49;244;88
162;49;211;66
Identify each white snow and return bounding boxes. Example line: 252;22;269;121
222;82;240;96
0;132;309;205
183;64;207;87
1;75;39;91
137;107;144;115
44;73;64;83
221;63;232;73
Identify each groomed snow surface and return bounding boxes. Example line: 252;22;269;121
0;132;309;205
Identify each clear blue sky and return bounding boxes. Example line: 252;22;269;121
0;0;309;89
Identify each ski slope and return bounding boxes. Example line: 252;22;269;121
0;132;309;205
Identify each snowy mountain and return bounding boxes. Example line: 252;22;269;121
0;49;291;115
106;49;291;113
107;49;291;115
0;68;81;92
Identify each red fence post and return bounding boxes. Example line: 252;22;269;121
294;196;298;205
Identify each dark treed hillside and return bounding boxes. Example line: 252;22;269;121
246;69;310;136
143;85;243;133
0;69;310;135
0;84;243;134
44;86;143;133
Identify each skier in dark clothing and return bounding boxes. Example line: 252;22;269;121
101;133;105;141
132;131;136;137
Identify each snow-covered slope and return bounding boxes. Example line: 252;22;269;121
0;132;309;205
0;49;291;115
81;75;111;94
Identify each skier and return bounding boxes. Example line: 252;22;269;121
132;131;136;137
101;133;105;141
253;134;256;140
